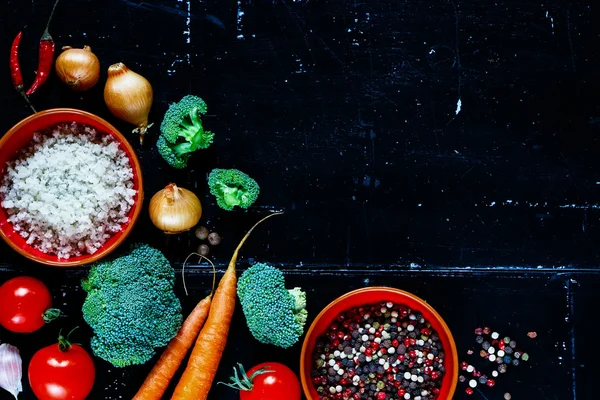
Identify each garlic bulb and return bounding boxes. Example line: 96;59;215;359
0;344;22;399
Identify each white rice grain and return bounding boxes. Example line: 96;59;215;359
0;122;137;259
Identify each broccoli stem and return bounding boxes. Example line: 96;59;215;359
219;184;243;207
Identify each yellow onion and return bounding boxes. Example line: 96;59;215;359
104;62;153;144
55;45;100;91
149;183;202;234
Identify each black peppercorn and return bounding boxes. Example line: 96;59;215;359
195;226;209;240
208;232;221;245
197;244;210;256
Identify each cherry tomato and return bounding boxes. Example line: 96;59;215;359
0;276;55;333
240;362;301;400
29;338;96;400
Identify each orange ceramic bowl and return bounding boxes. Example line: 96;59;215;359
0;109;143;267
301;287;458;400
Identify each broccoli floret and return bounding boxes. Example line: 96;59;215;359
237;263;307;349
157;135;191;169
81;244;182;367
208;168;260;211
158;95;214;169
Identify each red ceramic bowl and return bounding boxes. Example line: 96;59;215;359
0;109;144;267
301;287;458;400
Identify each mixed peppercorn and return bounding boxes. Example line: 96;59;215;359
310;301;445;400
458;326;531;396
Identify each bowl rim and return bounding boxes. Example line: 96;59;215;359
0;108;144;267
300;286;459;399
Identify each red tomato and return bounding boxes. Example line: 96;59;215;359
29;341;96;400
240;362;301;400
0;276;54;333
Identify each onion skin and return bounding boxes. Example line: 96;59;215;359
149;183;202;234
104;62;153;144
55;45;100;91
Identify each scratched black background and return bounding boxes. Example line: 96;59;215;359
0;0;598;399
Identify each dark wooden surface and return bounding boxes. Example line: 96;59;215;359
1;0;599;399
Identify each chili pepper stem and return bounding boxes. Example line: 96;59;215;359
43;0;61;35
17;88;37;113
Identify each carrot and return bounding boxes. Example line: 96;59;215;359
171;212;283;400
133;255;216;400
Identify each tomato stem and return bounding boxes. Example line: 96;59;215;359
217;363;275;392
57;326;79;352
42;308;62;323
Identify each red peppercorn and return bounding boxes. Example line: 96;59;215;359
392;339;399;347
409;338;417;346
372;342;380;350
473;371;481;377
408;361;415;368
431;371;440;380
335;393;343;399
403;338;411;347
375;331;382;338
313;377;321;384
380;348;387;355
377;392;386;400
331;322;339;331
398;354;405;362
421;328;431;335
332;339;340;347
397;388;406;396
499;340;506;350
394;380;401;388
474;327;483;335
487;379;496;387
365;348;373;356
425;359;434;366
337;331;345;339
340;378;348;385
409;350;417;359
466;388;474;395
461;361;469;370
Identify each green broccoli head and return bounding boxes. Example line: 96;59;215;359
157;135;191;169
237;263;307;349
81;244;182;367
208;168;260;211
158;95;214;169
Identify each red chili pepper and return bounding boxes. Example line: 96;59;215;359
9;31;36;112
26;0;60;96
10;32;24;88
